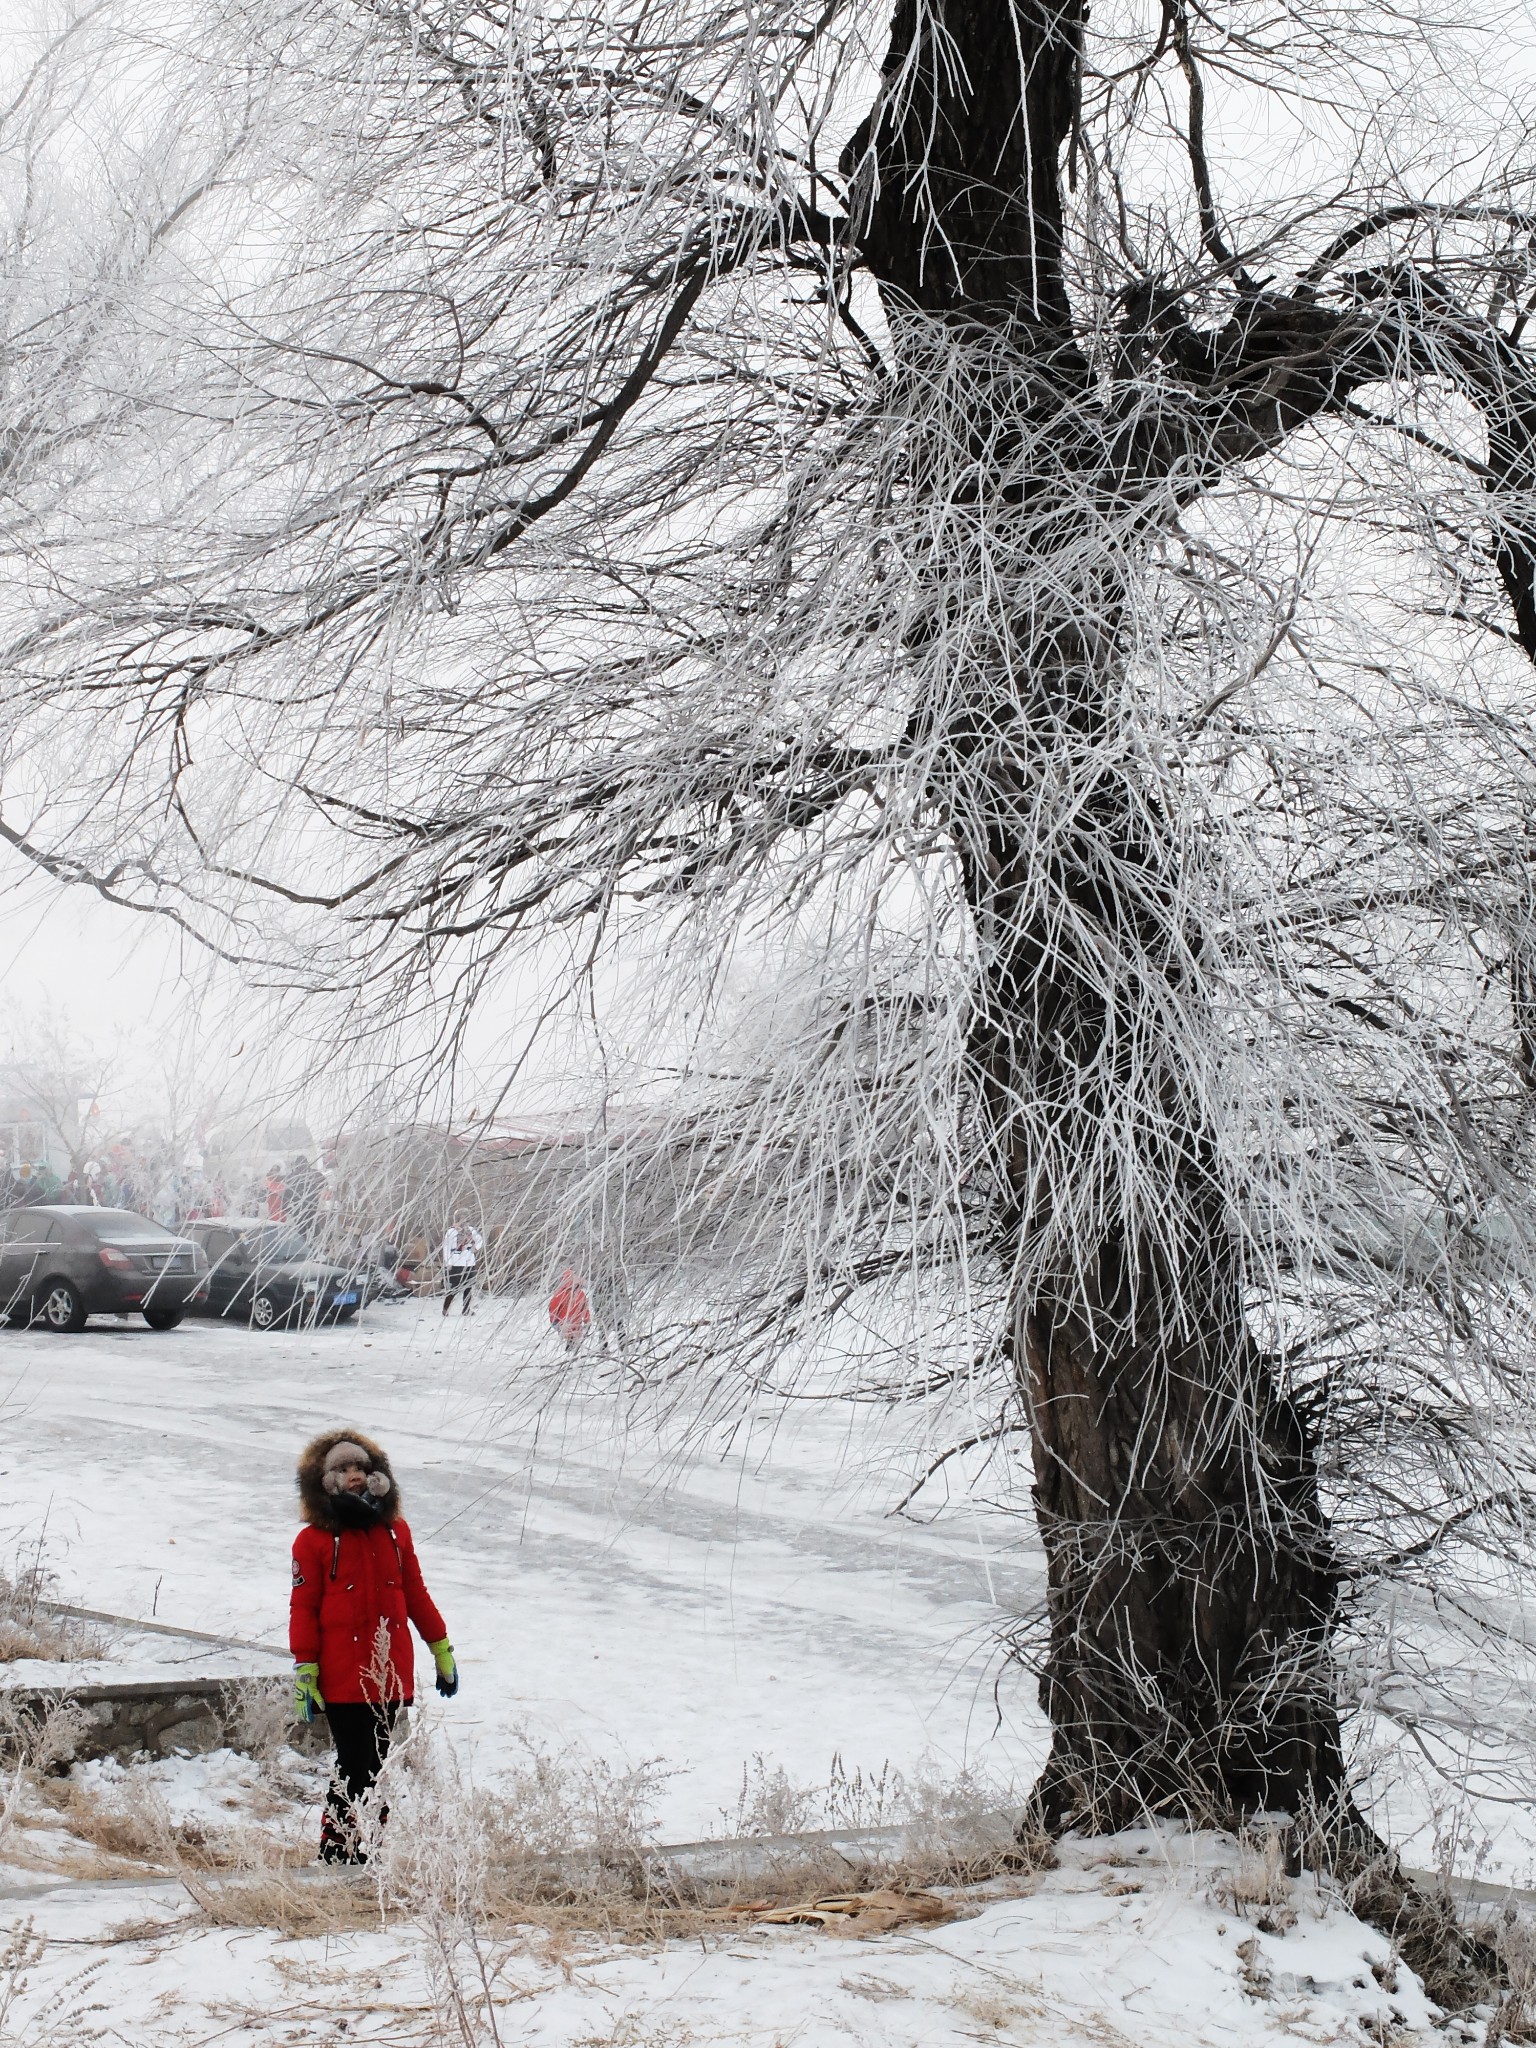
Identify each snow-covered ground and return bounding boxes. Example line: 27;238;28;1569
0;1296;1046;1833
0;1824;1481;2047
0;1296;1525;2045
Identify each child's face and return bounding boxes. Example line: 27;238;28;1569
326;1449;370;1495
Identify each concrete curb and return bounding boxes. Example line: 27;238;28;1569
35;1601;288;1660
0;1815;1021;1912
637;1812;1023;1895
0;1674;327;1764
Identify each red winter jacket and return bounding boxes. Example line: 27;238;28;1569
549;1270;591;1335
289;1516;447;1705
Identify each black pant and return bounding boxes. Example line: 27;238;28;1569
322;1701;401;1862
443;1265;475;1312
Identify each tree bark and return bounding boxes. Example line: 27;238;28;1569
950;613;1347;1829
846;0;1355;1827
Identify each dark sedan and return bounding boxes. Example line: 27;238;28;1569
0;1207;207;1332
185;1219;363;1329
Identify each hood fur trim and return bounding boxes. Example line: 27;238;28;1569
297;1428;400;1530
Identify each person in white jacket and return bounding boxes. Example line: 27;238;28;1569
441;1218;483;1316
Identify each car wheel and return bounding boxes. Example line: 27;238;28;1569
250;1293;281;1330
142;1303;184;1331
38;1280;87;1334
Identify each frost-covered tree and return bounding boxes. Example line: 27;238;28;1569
7;0;1536;1841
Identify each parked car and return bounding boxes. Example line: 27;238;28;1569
184;1218;364;1329
0;1206;207;1332
356;1234;413;1304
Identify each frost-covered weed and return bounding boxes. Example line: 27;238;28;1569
720;1755;820;1837
0;1547;105;1664
0;1925;109;2046
376;1718;670;1913
719;1749;1019;1844
0;1693;89;1774
1209;1821;1298;1935
220;1677;316;1774
43;1745;323;1875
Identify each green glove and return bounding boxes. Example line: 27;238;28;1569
428;1638;459;1698
294;1662;324;1722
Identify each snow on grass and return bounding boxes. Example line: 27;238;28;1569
70;1743;327;1836
0;1830;1482;2047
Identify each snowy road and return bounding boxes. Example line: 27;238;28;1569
0;1297;1048;1833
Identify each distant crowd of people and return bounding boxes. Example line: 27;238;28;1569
1;1150;332;1230
2;1160;223;1221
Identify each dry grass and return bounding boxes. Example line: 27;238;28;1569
1474;1903;1536;2045
949;1985;1049;2031
127;1722;1042;1945
41;1763;316;1877
0;1924;113;2047
0;1692;91;1774
0;1553;106;1664
184;1867;383;1937
173;1859;1002;1951
368;1725;1040;1939
1208;1818;1299;1937
0;1715;1043;1948
41;1774;204;1871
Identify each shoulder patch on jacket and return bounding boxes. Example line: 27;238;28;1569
291;1559;306;1586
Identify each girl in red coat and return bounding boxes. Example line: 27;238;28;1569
290;1428;458;1863
548;1269;592;1348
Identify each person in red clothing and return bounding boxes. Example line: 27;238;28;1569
548;1269;592;1349
289;1428;459;1863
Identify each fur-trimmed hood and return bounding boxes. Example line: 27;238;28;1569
296;1428;400;1531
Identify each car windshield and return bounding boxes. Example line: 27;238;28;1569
242;1229;312;1263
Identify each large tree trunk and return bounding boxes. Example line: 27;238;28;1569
953;608;1347;1829
1020;1216;1346;1830
846;0;1353;1827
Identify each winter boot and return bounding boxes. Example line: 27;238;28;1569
319;1809;363;1866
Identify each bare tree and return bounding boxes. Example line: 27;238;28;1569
7;0;1536;1850
0;1011;120;1185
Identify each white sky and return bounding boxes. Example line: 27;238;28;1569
0;841;207;1043
0;839;658;1131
